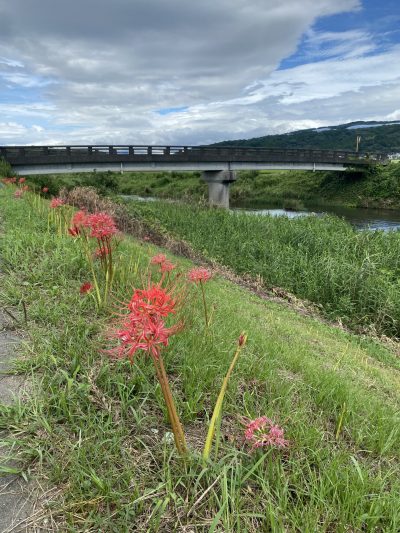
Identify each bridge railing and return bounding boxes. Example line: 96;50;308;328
0;145;387;165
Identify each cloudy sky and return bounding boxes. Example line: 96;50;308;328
0;0;399;145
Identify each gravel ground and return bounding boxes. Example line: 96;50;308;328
0;310;33;533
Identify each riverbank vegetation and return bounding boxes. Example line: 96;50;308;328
22;161;400;209
1;185;399;530
230;163;400;209
128;199;400;338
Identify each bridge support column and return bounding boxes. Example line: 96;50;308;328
202;170;237;208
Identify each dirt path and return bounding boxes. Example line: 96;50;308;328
0;310;33;532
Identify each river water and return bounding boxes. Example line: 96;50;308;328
234;205;400;231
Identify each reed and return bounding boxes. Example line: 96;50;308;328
129;199;400;337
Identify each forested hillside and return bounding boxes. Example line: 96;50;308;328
212;121;400;153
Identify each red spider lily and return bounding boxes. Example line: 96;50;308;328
188;268;212;326
83;212;118;239
3;177;17;184
109;308;187;454
80;282;93;294
151;253;167;265
68;210;88;237
50;197;65;208
22;185;29;191
111;315;173;360
14;189;23;198
70;212;118;308
128;285;176;318
161;260;176;273
243;416;289;450
18;177;26;183
107;283;187;454
188;267;212;283
72;210;87;228
42;187;49;193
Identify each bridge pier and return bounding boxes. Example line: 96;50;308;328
202;170;237;208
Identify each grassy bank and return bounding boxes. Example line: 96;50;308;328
21;161;400;209
1;187;399;531
128;199;400;337
231;164;400;209
24;169;207;200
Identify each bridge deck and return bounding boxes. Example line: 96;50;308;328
1;145;385;170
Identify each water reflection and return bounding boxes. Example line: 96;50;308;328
234;206;400;232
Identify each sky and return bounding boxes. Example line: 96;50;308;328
0;0;399;146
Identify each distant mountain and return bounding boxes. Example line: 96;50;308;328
212;121;400;153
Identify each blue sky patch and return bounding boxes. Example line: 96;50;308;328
156;106;188;116
279;0;400;70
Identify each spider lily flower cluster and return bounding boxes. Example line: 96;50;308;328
150;253;176;284
1;177;18;184
2;176;30;198
108;275;251;459
6;187;290;461
68;210;119;307
48;197;71;235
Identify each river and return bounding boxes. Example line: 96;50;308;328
234;205;400;231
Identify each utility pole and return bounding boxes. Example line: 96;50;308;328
355;135;361;153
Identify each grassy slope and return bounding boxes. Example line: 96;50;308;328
128;200;400;338
0;188;399;531
25;170;208;200
24;162;400;209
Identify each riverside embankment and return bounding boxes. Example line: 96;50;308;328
126;198;400;339
0;184;399;531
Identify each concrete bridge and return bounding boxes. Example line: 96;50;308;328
0;145;385;207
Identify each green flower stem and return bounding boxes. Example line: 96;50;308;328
154;355;187;456
203;333;247;464
81;236;102;308
200;281;209;327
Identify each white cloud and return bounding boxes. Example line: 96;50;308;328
1;0;399;145
386;110;400;121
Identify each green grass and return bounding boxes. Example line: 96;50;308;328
0;187;399;531
128;199;400;338
230;164;400;209
24;170;208;200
